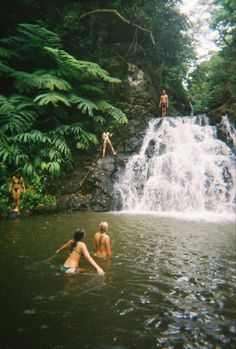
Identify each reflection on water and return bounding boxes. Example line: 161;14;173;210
0;212;235;349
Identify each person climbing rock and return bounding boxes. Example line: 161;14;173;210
102;131;117;157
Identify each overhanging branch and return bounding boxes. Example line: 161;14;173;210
79;9;155;45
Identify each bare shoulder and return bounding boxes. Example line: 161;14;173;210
105;234;110;241
79;241;87;249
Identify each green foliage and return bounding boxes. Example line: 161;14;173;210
0;23;127;214
188;0;236;118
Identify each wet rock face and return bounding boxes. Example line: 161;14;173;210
216;120;235;151
52;66;235;213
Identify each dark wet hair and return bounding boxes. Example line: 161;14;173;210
70;228;85;251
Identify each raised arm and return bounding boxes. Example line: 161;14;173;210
81;243;105;275
55;240;72;254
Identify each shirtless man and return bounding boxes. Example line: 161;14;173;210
102;131;116;157
159;90;169;117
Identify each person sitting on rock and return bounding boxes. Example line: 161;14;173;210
102;131;117;157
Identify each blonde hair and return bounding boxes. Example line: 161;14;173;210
100;221;109;234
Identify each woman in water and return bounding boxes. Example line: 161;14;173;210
10;172;26;212
93;221;112;258
56;228;105;275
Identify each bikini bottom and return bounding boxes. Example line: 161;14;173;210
61;265;79;273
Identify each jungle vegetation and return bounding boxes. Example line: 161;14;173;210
0;0;234;215
188;0;236;118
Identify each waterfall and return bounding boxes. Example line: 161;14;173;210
114;116;236;217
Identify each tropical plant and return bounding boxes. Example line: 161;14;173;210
188;0;236;119
0;23;127;214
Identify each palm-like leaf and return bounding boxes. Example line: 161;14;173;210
96;100;128;124
0;46;16;58
68;94;98;116
17;23;62;49
79;84;103;94
0;95;37;133
34;92;71;107
44;47;121;83
0;23;126;196
0;62;14;75
14;130;50;144
12;70;71;92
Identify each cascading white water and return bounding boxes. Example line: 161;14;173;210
114;116;236;216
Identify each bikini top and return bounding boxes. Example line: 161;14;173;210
96;234;106;248
69;242;82;256
103;133;110;140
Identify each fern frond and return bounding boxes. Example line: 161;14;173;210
47;161;61;176
0;62;15;75
14;130;50;144
0;95;36;133
96;100;128;124
92;115;106;125
52;137;72;157
22;163;34;176
0;95;15;117
51;123;98;149
3;111;36;133
44;47;121;83
33;70;71;91
68;94;98;116
0;46;16;58
34;92;71;107
79;84;103;94
11;70;71;92
0;144;28;166
17;24;62;49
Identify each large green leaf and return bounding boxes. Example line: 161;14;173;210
34;92;71;107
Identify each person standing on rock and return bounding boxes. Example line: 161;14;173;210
102;131;117;158
159;89;169;117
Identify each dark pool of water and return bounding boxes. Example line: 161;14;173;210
0;212;235;349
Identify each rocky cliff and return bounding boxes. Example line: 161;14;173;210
47;65;235;213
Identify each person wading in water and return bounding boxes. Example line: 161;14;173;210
56;228;105;275
93;221;112;259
